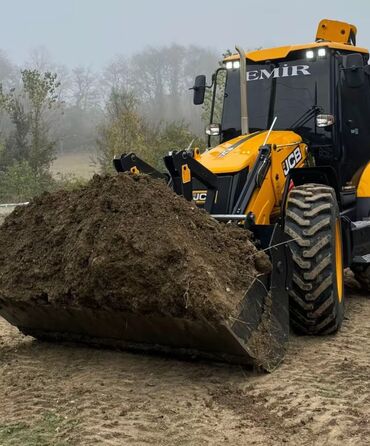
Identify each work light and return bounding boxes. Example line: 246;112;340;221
318;48;326;57
306;50;315;59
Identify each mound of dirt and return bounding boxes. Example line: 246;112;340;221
0;174;268;322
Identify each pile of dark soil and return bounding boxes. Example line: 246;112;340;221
0;174;269;322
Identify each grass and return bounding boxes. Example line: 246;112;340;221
0;412;79;446
50;152;97;179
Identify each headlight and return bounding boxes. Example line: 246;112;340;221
306;50;314;59
318;48;326;57
306;48;327;59
225;61;240;70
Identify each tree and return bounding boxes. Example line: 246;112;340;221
26;46;70;102
96;89;148;173
22;70;60;171
96;86;206;173
0;69;61;172
71;66;100;110
153;120;205;154
102;55;133;97
0;160;53;202
26;46;53;72
102;45;219;131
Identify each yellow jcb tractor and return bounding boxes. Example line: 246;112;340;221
2;19;370;370
115;19;370;337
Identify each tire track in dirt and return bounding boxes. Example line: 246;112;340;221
0;289;370;445
214;290;370;445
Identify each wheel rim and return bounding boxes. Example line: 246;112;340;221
335;219;344;302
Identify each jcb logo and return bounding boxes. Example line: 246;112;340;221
282;147;302;176
193;190;207;203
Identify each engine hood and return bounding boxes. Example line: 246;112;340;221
199;130;303;174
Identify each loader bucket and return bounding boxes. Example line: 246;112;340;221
0;225;290;371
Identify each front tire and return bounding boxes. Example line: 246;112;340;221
284;183;344;335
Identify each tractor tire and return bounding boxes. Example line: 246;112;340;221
284;183;344;335
351;264;370;291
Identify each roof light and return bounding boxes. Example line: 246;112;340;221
233;61;240;69
306;50;314;59
318;48;326;57
225;61;233;69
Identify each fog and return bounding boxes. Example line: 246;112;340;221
0;0;369;183
1;0;370;68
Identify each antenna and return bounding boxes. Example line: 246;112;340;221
263;116;277;145
186;138;195;151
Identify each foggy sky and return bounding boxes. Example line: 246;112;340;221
1;0;370;68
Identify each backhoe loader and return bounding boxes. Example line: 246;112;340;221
2;19;370;370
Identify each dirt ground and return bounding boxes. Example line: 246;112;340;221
0;202;369;445
0;283;369;446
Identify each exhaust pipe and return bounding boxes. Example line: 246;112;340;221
235;45;249;135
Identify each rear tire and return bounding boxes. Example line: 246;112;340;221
284;184;344;335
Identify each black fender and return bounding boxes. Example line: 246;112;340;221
281;166;341;216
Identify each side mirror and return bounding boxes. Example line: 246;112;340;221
205;123;221;136
192;75;206;105
342;53;365;88
316;114;335;128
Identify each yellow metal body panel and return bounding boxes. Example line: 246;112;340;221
198;131;307;224
357;163;370;198
316;19;357;44
224;19;367;63
246;139;306;224
181;164;191;183
224;41;368;63
199;131;301;174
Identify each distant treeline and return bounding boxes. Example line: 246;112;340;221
0;45;219;155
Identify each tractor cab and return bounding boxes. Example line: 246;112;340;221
111;19;370;346
194;19;370;191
